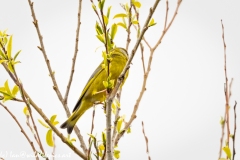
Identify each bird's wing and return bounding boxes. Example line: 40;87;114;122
72;62;104;112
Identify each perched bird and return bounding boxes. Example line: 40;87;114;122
60;47;129;134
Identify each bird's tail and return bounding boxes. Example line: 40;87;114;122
60;113;80;134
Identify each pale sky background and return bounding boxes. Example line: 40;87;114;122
1;0;240;160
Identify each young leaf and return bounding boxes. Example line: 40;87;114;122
0;49;7;59
133;1;141;8
53;121;59;126
103;15;109;26
117;22;127;29
222;146;231;159
96;34;105;43
50;114;57;123
110;23;118;40
107;6;112;18
13;50;21;60
23;106;30;116
148;18;157;27
0;60;7;64
117;117;123;133
11;85;19;97
92;3;97;11
38;119;50;128
102;132;106;145
7;35;13;60
46;129;54;147
132;20;139;24
113;13;127;19
96;22;103;35
8;62;14;73
4;80;11;95
113;150;120;159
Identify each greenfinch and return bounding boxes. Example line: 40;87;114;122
60;47;129;134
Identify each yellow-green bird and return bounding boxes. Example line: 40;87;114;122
60;47;129;134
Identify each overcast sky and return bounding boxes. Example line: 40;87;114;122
1;0;240;160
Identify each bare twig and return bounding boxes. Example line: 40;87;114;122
52;133;56;160
64;0;82;104
0;102;39;160
114;0;182;146
232;101;237;160
164;0;169;30
142;121;151;160
27;0;87;153
126;0;133;51
219;20;230;159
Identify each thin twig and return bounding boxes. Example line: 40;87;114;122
114;0;182;146
232;101;237;160
219;20;230;159
0;102;39;160
142;121;151;160
164;0;169;30
64;0;82;104
125;0;133;51
52;133;56;160
26;0;87;153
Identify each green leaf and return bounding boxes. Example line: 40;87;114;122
113;13;127;19
96;35;105;43
38;119;50;128
107;6;112;18
98;0;105;10
133;1;141;8
7;62;14;73
50;114;57;123
98;144;105;151
148;18;156;27
112;102;116;114
222;146;231;160
117;22;127;29
103;15;109;26
12;61;20;65
95;22;103;35
0;49;7;59
7;35;13;60
11;85;19;97
88;133;96;140
13;50;21;60
53;121;59;126
0;60;7;64
113;150;120;159
23;106;30;116
220;116;225;126
117;117;123;133
102;132;106;145
127;127;131;133
132;20;139;24
110;23;118;40
4;80;11;95
46;129;54;147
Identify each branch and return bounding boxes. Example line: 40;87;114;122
232;101;237;160
64;0;83;104
0;102;39;160
27;0;87;153
114;0;182;146
125;0;133;51
219;19;230;159
141;121;151;160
